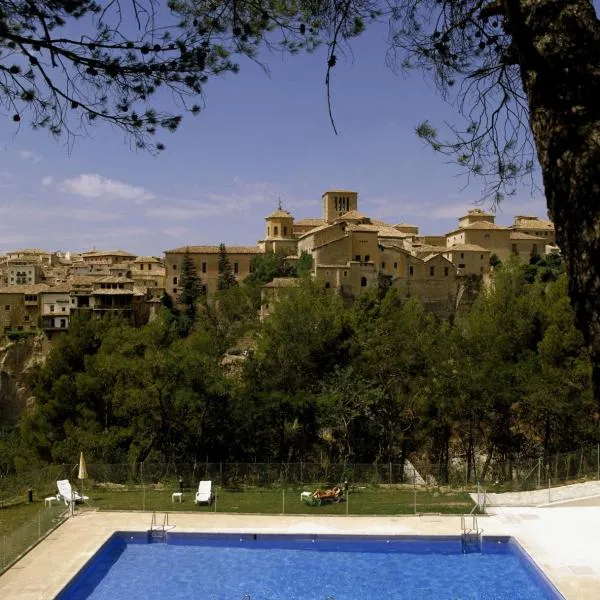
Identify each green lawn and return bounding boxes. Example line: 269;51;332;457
87;485;475;516
0;486;476;541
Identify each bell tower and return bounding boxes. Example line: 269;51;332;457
322;190;358;223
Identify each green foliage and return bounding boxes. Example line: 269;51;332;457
10;262;595;475
177;252;203;322
244;251;296;308
296;251;313;278
217;243;238;291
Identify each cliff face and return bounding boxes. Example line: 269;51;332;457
0;335;49;426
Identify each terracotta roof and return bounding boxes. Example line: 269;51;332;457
133;256;162;263
322;189;356;195
444;244;490;252
294;218;326;227
424;254;454;265
412;244;447;253
91;289;134;295
164;245;263;254
298;223;339;239
336;210;369;222
95;276;134;284
512;216;554;230
393;223;419;229
0;284;50;294
262;277;300;288
266;209;293;219
7;248;50;255
346;224;379;233
40;285;72;294
82;249;136;257
510;232;541;241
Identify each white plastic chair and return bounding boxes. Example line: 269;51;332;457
56;479;89;505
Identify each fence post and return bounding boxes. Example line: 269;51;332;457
282;488;285;514
597;444;599;481
389;462;392;484
413;469;417;515
548;478;551;504
141;462;145;512
537;458;541;488
38;511;41;539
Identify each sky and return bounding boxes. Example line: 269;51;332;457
0;17;551;256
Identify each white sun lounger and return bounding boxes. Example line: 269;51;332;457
195;480;214;505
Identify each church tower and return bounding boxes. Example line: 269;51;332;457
322;190;358;223
262;200;297;253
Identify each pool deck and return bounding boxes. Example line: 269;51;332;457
1;506;599;599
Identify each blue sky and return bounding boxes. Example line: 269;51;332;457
0;19;549;256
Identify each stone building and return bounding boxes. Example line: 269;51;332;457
163;246;264;298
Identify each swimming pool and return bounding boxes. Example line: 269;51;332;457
57;532;563;599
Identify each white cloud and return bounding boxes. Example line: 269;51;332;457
17;149;42;163
41;176;54;187
57;173;155;204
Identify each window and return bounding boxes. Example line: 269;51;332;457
480;266;484;273
234;262;239;275
460;253;464;259
202;262;207;273
173;287;178;294
343;271;347;277
172;264;177;271
173;276;178;285
60;319;66;328
62;307;66;312
444;267;449;276
393;262;398;269
283;226;288;236
458;263;466;269
365;255;370;262
24;315;29;322
4;305;9;311
409;266;414;276
355;255;360;261
381;262;386;269
274;226;279;236
148;264;152;270
140;264;144;270
325;282;331;289
485;234;490;239
200;284;207;295
429;266;435;276
480;254;484;260
50;305;55;312
360;276;367;287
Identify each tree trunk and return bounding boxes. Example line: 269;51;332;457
509;0;600;407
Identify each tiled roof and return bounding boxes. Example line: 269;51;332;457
512;216;554;230
0;284;50;294
133;256;162;263
294;218;326;227
7;248;50;255
95;276;135;284
262;277;300;288
40;285;72;294
266;209;293;219
510;232;541;240
444;244;490;252
322;189;356;194
81;249;136;257
91;289;134;295
164;245;263;254
336;210;369;221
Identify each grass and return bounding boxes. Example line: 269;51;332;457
88;484;475;516
0;485;476;539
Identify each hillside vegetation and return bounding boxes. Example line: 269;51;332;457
0;255;595;484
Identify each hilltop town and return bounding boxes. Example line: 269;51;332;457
0;189;557;336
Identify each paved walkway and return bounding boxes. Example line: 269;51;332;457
475;480;600;507
0;508;599;598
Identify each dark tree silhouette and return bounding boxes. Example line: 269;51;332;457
217;243;237;291
177;251;202;317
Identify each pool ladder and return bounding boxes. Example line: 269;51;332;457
461;514;483;553
149;511;170;543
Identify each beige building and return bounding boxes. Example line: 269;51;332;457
164;246;263;297
40;286;71;332
131;256;165;297
80;249;136;265
0;284;48;334
442;245;491;276
511;215;555;243
6;259;43;285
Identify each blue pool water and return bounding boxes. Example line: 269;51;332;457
57;533;563;599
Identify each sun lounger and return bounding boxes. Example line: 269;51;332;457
195;480;214;505
56;479;89;505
